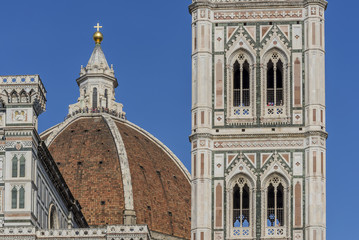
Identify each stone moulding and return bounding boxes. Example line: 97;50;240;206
189;0;328;13
0;225;150;239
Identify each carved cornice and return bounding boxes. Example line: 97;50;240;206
189;130;328;141
189;0;328;13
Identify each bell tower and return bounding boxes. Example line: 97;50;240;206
189;0;328;240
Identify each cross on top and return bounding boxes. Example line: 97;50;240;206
94;23;102;32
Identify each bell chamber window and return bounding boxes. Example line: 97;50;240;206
229;177;253;238
233;180;250;227
233;56;250;107
228;51;255;122
266;55;283;107
264;176;287;238
267;180;284;227
262;50;290;121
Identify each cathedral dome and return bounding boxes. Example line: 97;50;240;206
40;114;191;239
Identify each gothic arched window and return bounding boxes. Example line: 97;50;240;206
233;56;250;107
266;53;283;106
229;176;253;238
19;187;25;209
20;155;26;177
264;175;288;237
12;155;18;178
49;205;58;229
11;187;17;209
233;180;250;227
92;88;98;109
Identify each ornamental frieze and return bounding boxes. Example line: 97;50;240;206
213;9;302;21
214;140;303;149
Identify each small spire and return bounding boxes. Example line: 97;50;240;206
93;23;103;44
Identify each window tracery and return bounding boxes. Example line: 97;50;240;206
227;175;254;238
11;186;25;209
233;54;250;108
266;53;283;107
261;50;290;123
11;155;26;178
227;51;256;124
263;175;289;238
233;177;250;228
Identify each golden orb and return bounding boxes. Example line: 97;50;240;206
93;31;103;44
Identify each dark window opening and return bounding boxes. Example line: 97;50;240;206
267;60;275;105
233;59;250;107
276;60;283;106
49;206;57;229
105;89;108;109
233;181;250;228
12;156;18;178
19;155;25;177
242;61;250;106
267;58;284;106
267;181;285;227
93;87;98;109
233;61;241;107
11;187;17;209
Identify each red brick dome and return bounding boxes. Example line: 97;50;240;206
41;114;191;239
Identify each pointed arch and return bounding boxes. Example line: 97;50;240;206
11;187;17;209
261;47;291;122
10;90;18;103
19;90;28;103
226;48;256;123
48;204;59;229
227;173;255;238
12;155;18;178
1;90;9;105
19;155;26;177
28;89;36;103
19;187;25;209
262;173;290;238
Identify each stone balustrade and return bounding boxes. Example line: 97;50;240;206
0;225;150;240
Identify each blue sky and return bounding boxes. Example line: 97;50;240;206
0;0;357;239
